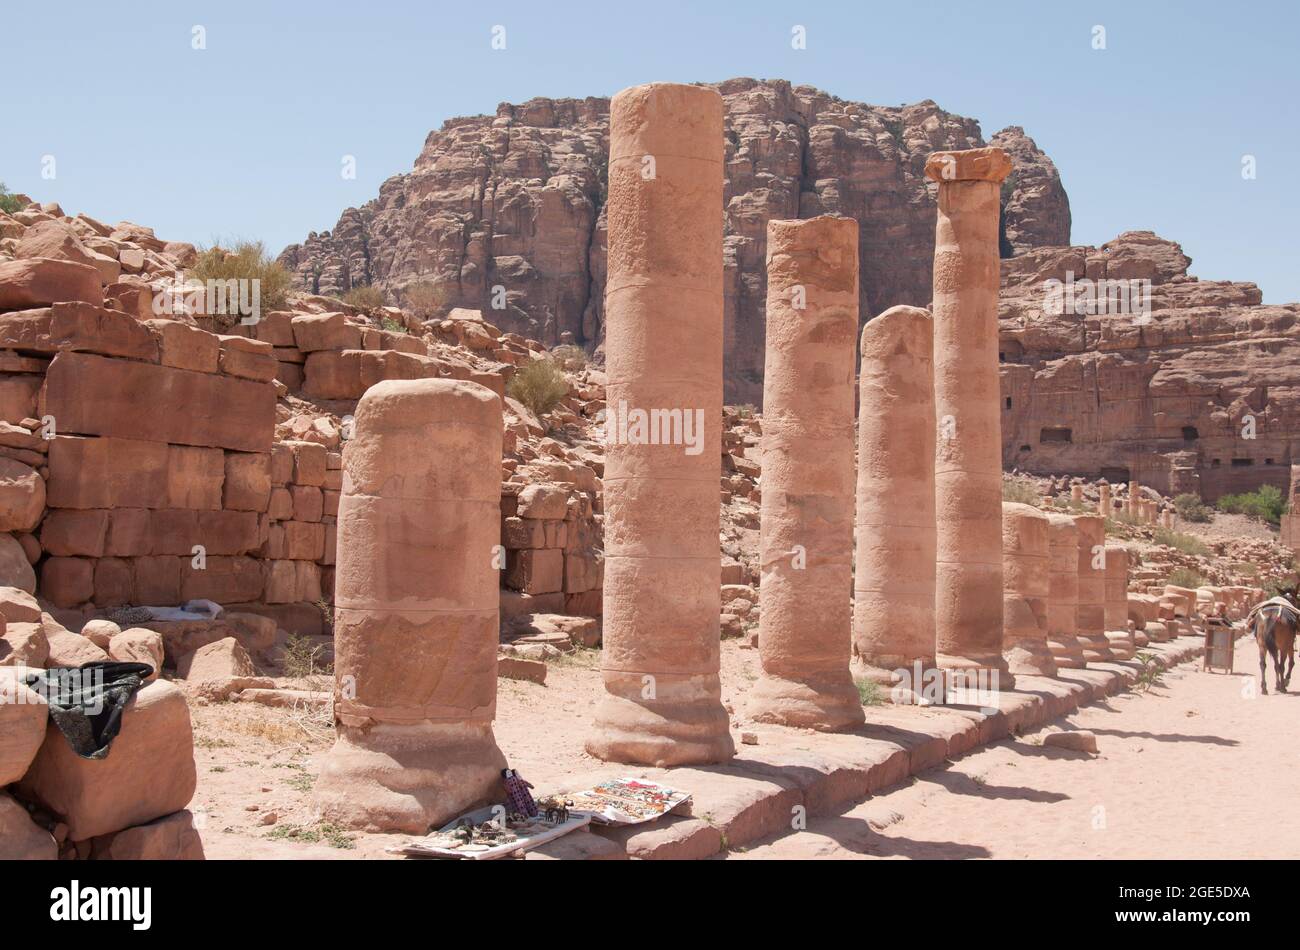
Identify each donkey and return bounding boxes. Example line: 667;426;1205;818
1253;600;1297;695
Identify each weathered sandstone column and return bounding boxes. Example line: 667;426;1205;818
1074;513;1114;663
749;216;864;730
1103;543;1135;659
852;305;936;694
927;147;1014;690
1070;483;1082;504
1046;513;1086;669
587;82;734;766
1001;502;1056;676
1127;481;1140;518
314;378;505;833
1098;482;1111;517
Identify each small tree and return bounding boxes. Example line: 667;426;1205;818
1173;493;1214;523
0;182;24;215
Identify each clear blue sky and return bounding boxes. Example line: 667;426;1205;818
4;0;1296;301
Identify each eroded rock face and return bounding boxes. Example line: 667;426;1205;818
280;79;1069;404
999;230;1300;500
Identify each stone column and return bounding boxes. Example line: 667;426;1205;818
1001;502;1056;676
587;82;734;766
1127;481;1140;518
1104;543;1135;659
927;147;1014;690
1046;512;1086;669
1098;481;1111;517
852;305;936;695
314;379;506;834
1070;483;1082;504
1074;513;1114;662
749;216;863;730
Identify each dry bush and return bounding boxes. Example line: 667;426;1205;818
506;358;569;417
341;284;385;311
550;344;588;371
190;240;292;326
1002;476;1041;506
405;280;449;319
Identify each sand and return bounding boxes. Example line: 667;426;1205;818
731;635;1300;859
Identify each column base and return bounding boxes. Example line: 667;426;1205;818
313;720;506;834
587;672;734;766
851;656;943;704
1004;638;1059;677
1079;633;1115;663
937;652;1016;692
1047;637;1087;669
747;672;865;731
1105;630;1136;660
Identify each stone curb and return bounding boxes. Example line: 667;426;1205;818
537;633;1215;860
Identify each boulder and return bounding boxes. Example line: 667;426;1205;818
0;585;41;623
0;533;36;593
0;458;44;533
0;257;102;309
0;792;56;860
0;621;48;667
1043;730;1099;754
107;628;164;681
175;636;260;700
17;678;197;840
90;809;204;860
0;666;48;783
43;626;109;667
80;619;121;649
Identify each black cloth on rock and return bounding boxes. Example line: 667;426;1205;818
24;661;154;760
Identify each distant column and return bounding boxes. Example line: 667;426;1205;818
1046;513;1086;669
1074;513;1114;663
1104;543;1136;660
1098;482;1111;517
852;305;936;696
927;146;1015;691
1002;502;1057;676
587;82;734;766
749;216;864;731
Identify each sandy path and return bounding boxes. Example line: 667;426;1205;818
731;638;1300;859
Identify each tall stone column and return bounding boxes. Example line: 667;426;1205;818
1074;513;1114;663
927;147;1015;690
852;305;936;695
1098;482;1111;517
1046;513;1086;669
749;216;864;730
1001;502;1056;676
587;82;734;766
1104;543;1136;660
314;379;506;833
1127;481;1140;518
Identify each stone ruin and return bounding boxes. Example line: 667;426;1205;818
0;80;1270;851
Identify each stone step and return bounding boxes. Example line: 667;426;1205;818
556;634;1213;860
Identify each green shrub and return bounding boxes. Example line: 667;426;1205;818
0;182;22;215
1152;526;1209;556
1216;485;1286;525
380;316;407;334
506;358;569;417
1167;567;1205;589
1173;493;1214;523
189;240;292;327
341;284;385;311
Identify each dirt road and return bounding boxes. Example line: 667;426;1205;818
732;640;1300;859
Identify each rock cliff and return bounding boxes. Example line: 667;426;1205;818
279;78;1070;404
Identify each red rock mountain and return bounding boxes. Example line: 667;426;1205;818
279;77;1070;404
998;231;1300;501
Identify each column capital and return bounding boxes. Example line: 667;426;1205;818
925;146;1013;184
